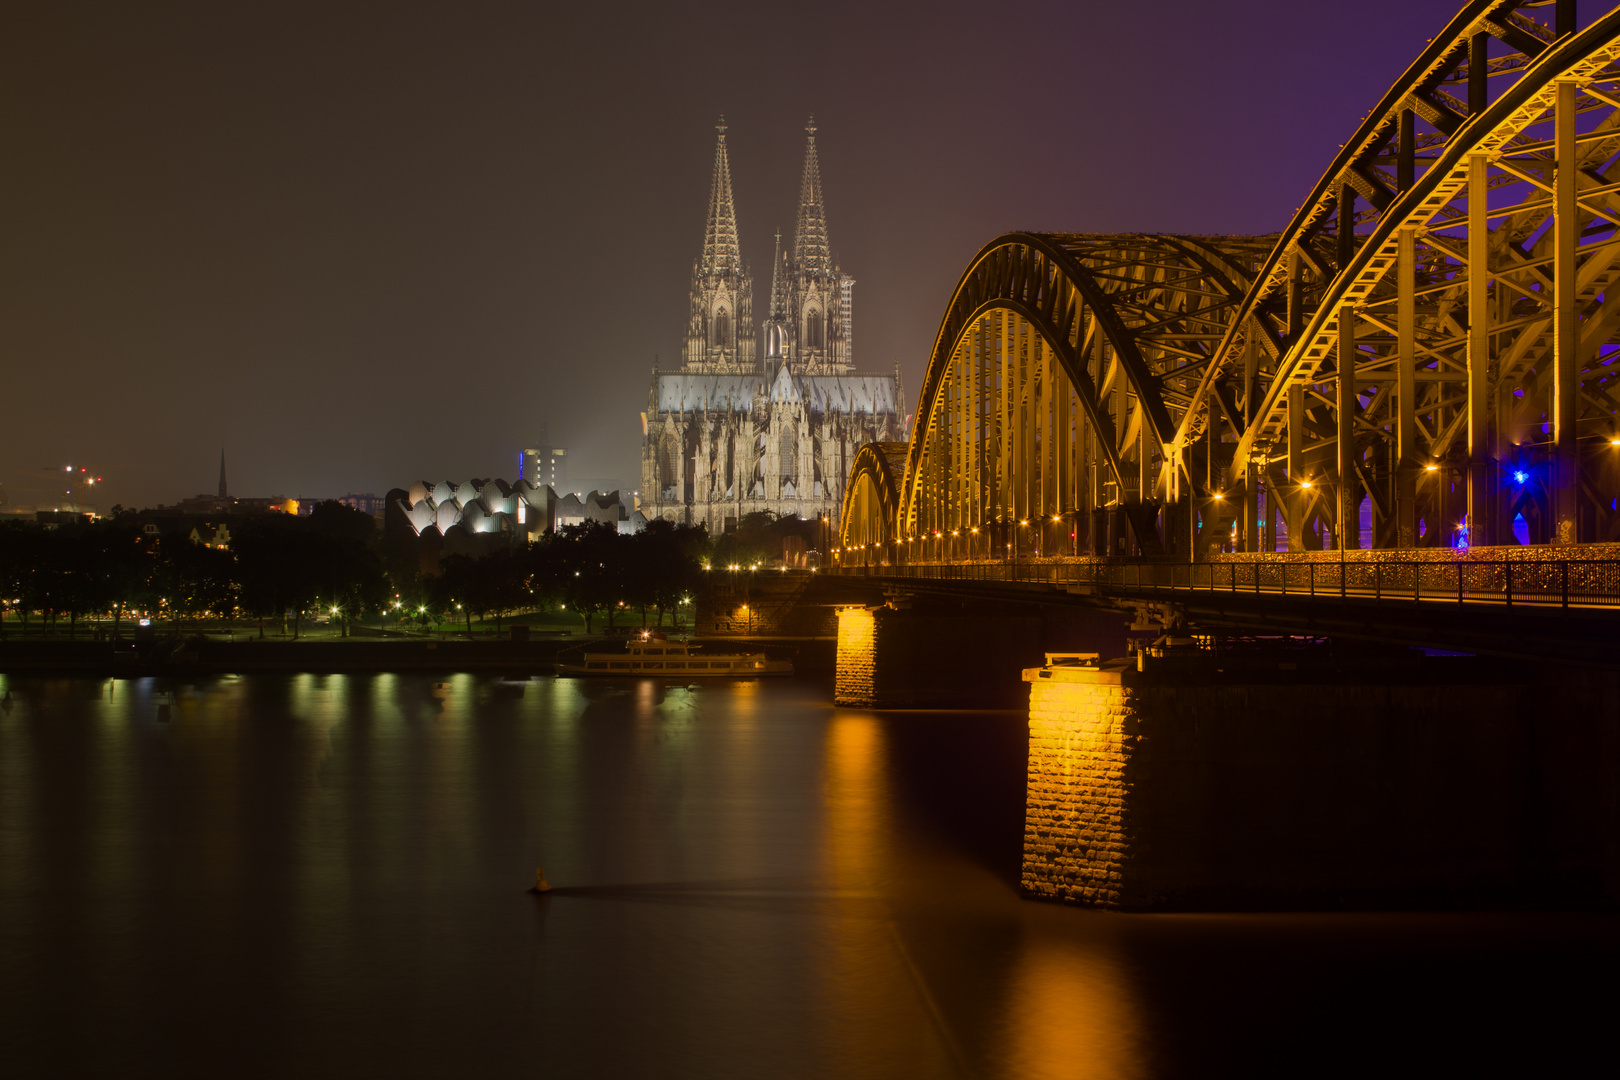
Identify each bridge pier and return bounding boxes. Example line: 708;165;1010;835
1023;648;1620;910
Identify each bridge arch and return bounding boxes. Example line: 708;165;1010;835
1188;0;1620;551
896;232;1267;554
838;441;907;559
845;0;1620;564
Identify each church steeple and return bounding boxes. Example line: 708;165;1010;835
793;117;831;274
681;118;755;373
218;449;228;499
700;117;742;275
765;228;790;361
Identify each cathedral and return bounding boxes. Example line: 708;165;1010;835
641;119;906;534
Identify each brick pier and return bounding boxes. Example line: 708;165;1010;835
1023;652;1620;910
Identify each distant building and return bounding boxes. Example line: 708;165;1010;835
642;120;905;533
164;452;297;516
384;479;645;574
522;425;569;491
293;495;383;518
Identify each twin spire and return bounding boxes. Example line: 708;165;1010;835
699;116;831;282
794;117;831;275
700;116;742;275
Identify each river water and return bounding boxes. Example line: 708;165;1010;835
0;673;1613;1078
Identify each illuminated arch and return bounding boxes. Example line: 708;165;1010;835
863;0;1620;558
896;232;1267;545
838;441;907;552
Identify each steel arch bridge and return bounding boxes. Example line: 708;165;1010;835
839;0;1620;570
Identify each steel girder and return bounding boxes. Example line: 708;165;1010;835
842;0;1620;560
839;441;908;553
880;233;1269;553
1206;0;1620;551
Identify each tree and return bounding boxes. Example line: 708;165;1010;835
626;519;708;628
550;522;622;634
152;534;236;627
235;514;322;637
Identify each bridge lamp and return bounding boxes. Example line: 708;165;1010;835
1052;515;1061;523
1020;520;1029;526
1424;463;1439;472
1299;479;1313;489
951;531;959;537
1513;470;1528;484
1212;492;1224;501
971;528;979;535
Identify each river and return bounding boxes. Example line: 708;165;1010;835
0;673;1612;1077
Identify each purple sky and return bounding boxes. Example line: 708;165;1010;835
1;0;1468;510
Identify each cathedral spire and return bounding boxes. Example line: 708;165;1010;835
218;449;228;499
793;117;831;275
701;117;742;275
769;228;789;319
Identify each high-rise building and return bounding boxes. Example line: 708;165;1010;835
642;119;905;534
521;427;568;491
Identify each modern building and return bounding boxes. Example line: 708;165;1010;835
384;480;646;571
641;119;906;534
522;425;569;492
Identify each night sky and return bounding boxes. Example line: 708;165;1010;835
2;0;1467;511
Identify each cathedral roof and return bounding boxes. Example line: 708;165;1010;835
655;371;898;416
793;118;831;275
769;361;802;404
700;118;742;275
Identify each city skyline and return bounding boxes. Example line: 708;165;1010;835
3;0;1463;511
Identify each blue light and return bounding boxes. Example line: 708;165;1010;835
1513;470;1528;483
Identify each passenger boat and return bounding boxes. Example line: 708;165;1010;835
555;636;792;677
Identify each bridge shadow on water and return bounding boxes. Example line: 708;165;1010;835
875;708;1031;889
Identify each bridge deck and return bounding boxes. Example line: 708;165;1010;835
838;557;1620;611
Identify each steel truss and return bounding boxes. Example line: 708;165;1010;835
840;0;1620;562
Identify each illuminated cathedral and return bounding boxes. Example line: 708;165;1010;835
642;119;905;533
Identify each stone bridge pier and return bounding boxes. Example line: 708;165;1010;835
1023;647;1620;910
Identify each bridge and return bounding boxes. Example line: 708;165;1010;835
822;0;1620;910
835;0;1620;658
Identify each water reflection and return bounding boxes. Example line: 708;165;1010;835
0;674;1610;1078
998;932;1143;1080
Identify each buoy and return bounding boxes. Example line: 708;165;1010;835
532;867;553;893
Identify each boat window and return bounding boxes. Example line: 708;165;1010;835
687;662;706;669
610;662;630;669
587;662;606;670
642;662;661;670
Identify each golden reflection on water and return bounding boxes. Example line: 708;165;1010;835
818;712;960;1076
998;931;1145;1080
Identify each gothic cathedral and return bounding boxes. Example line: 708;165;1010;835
642;120;906;533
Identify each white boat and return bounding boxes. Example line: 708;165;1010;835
555;637;792;677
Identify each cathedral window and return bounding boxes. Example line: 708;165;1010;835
806;309;823;350
659;433;679;495
780;425;798;482
714;309;730;349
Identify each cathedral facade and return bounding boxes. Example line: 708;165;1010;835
642;120;906;534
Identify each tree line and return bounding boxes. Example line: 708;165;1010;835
0;502;711;638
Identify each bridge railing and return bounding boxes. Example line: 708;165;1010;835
838;557;1620;611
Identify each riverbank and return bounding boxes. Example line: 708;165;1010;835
0;634;835;676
